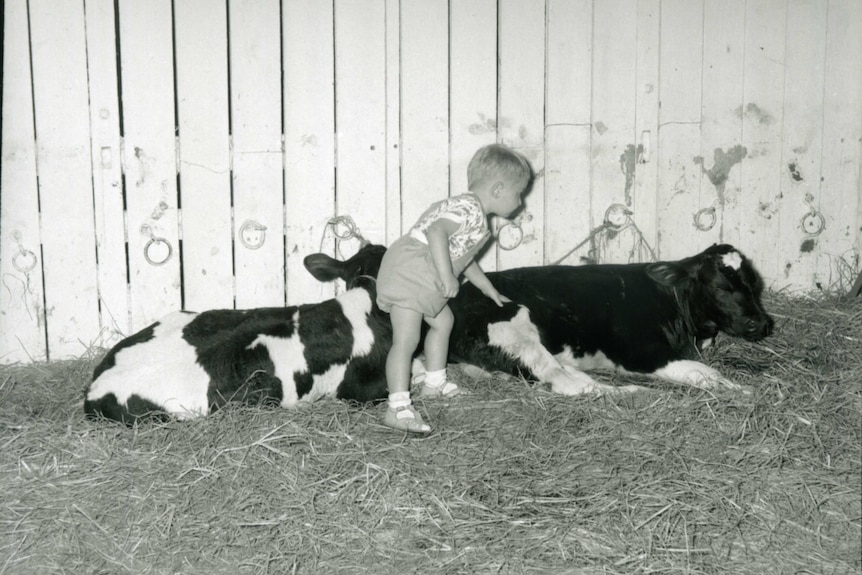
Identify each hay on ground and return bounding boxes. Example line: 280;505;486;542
0;291;859;574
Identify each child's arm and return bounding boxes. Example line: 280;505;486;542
463;261;511;307
426;219;461;297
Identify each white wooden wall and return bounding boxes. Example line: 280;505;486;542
2;0;861;363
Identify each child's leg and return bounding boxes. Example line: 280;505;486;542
419;305;462;397
383;306;431;433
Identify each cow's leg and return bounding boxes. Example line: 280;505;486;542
653;360;747;392
487;307;643;395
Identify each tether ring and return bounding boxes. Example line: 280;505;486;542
801;211;825;236
497;220;524;251
694;207;717;232
13;249;38;273
239;220;267;250
144;237;173;266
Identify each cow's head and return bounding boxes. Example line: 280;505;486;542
303;243;387;290
647;244;774;341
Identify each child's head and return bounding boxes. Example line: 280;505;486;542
467;144;532;218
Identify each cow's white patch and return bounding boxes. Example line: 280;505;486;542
555;346;620;371
86;311;211;419
247;311;307;407
487;306;642;395
653;359;743;391
337;288;374;357
306;362;348;402
722;251;743;270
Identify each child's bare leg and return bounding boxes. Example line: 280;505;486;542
384;306;431;433
420;305;461;397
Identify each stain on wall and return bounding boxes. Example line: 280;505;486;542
619;144;643;206
788;162;803;182
693;144;748;204
736;102;775;125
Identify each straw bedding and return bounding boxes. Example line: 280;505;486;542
1;292;859;574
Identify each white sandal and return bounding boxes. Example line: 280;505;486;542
382;404;431;433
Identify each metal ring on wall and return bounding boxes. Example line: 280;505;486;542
497;220;524;251
12;249;38;273
239;220;267;250
801;211;825;236
694;207;717;232
144;237;173;266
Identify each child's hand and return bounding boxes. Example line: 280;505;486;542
439;273;460;298
486;290;511;308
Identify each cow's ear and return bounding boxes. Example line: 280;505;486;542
646;261;691;287
304;253;344;282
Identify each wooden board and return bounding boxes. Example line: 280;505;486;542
384;0;402;246
450;0;498;271
174;0;233;311
775;0;828;292
818;0;862;292
544;0;593;265
334;0;387;248
283;0;337;303
85;0;130;343
29;0;101;358
632;0;661;262
400;0;449;230
230;0;286;308
655;0;704;261
700;0;746;252
739;0;788;283
118;0;182;328
497;0;545;270
0;0;47;363
591;0;640;264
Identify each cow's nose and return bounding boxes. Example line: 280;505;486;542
745;316;773;339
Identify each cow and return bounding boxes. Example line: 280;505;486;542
307;242;774;396
84;245;392;425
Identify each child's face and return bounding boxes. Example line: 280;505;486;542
492;176;527;218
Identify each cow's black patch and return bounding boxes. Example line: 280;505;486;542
92;322;159;380
84;393;169;426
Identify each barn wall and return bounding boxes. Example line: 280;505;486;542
1;0;860;363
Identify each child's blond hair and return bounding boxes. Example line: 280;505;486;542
467;144;532;191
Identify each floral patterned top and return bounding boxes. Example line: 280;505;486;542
408;194;489;260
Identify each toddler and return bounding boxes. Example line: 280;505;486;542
376;144;532;432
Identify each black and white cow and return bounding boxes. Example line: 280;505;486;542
305;242;773;396
443;243;774;394
84;245;392;424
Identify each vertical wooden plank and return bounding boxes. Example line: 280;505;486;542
85;0;130;343
544;0;593;265
334;0;387;246
230;0;285;308
700;0;746;252
591;0;640;264
400;0;449;230
497;0;545;270
174;0;233;310
29;0;101;358
655;0;704;261
739;0;787;284
284;0;336;304
776;0;827;292
118;0;182;328
0;0;47;363
818;0;862;292
384;0;402;246
450;0;498;270
632;0;660;262
449;0;497;198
